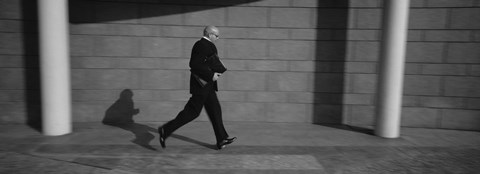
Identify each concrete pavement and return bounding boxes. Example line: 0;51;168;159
1;121;480;173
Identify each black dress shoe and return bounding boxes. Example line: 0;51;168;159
217;137;236;150
158;127;166;148
224;137;236;145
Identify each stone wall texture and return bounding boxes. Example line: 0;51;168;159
1;0;479;130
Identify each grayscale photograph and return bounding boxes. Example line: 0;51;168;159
0;0;479;173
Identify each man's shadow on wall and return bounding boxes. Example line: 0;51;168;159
102;89;157;151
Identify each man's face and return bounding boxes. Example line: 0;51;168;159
209;30;220;42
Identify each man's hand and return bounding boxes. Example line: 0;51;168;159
213;72;222;81
133;108;140;115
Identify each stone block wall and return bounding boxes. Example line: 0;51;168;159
345;0;480;130
0;0;479;130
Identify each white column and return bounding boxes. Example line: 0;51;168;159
38;0;72;136
375;0;410;138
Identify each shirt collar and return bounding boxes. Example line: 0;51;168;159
202;36;212;42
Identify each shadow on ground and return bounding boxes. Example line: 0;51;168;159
103;89;216;150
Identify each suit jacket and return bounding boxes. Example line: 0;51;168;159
189;38;219;94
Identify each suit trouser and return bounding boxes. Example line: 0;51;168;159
162;84;228;144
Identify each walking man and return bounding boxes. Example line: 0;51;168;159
158;26;236;150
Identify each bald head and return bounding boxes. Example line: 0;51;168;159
203;25;220;41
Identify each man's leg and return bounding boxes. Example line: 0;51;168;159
204;91;228;144
162;93;207;138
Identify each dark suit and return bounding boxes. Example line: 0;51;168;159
162;38;228;144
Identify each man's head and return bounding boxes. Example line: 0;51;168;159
203;25;220;42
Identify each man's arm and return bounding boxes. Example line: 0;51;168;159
190;42;215;82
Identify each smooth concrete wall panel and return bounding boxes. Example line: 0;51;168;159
311;93;343;106
471;65;480;76
162;26;202;38
444;77;480;97
249;28;290;40
447;43;480;63
402;96;420;107
419;97;466;109
184;6;226;26
94;36;140;57
227;7;268;27
70;24;162;37
70;35;96;56
269;41;315;60
246;92;288;103
72;90;118;102
349;0;380;8
347;30;378;41
138;70;188;90
247;0;290;7
217;91;246;102
220;60;247;71
247;60;288;72
315;41;351;61
474;31;480;42
425;30;471;42
95;2;139;24
352;41;379;61
421;64;468;76
0;0;22;19
348;105;375;125
345;62;377;73
72;69;141;90
268;72;312;92
426;0;477;7
265;103;308;123
407;30;424;41
441;109;480;130
289;61;317;72
1;0;479;130
313;104;345;124
291;0;320;7
73;57;189;70
314;9;351;29
0;33;23;55
270;8;314;28
139;5;184;25
73;101;112;122
313;73;345;93
0;69;25;89
134;101;186;122
222;102;267;122
69;0;94;23
226;39;268;59
343;94;373;105
467;98;480;110
406;43;445;63
287;92;315;104
134;90;190;102
0;90;25;102
291;29;322;40
409;9;448;29
351;74;377;94
404;64;423;75
401;107;439;128
223;71;267;91
140;37;183;58
0;20;22;33
0;102;27;122
450;8;480;29
355;9;382;29
403;75;442;96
